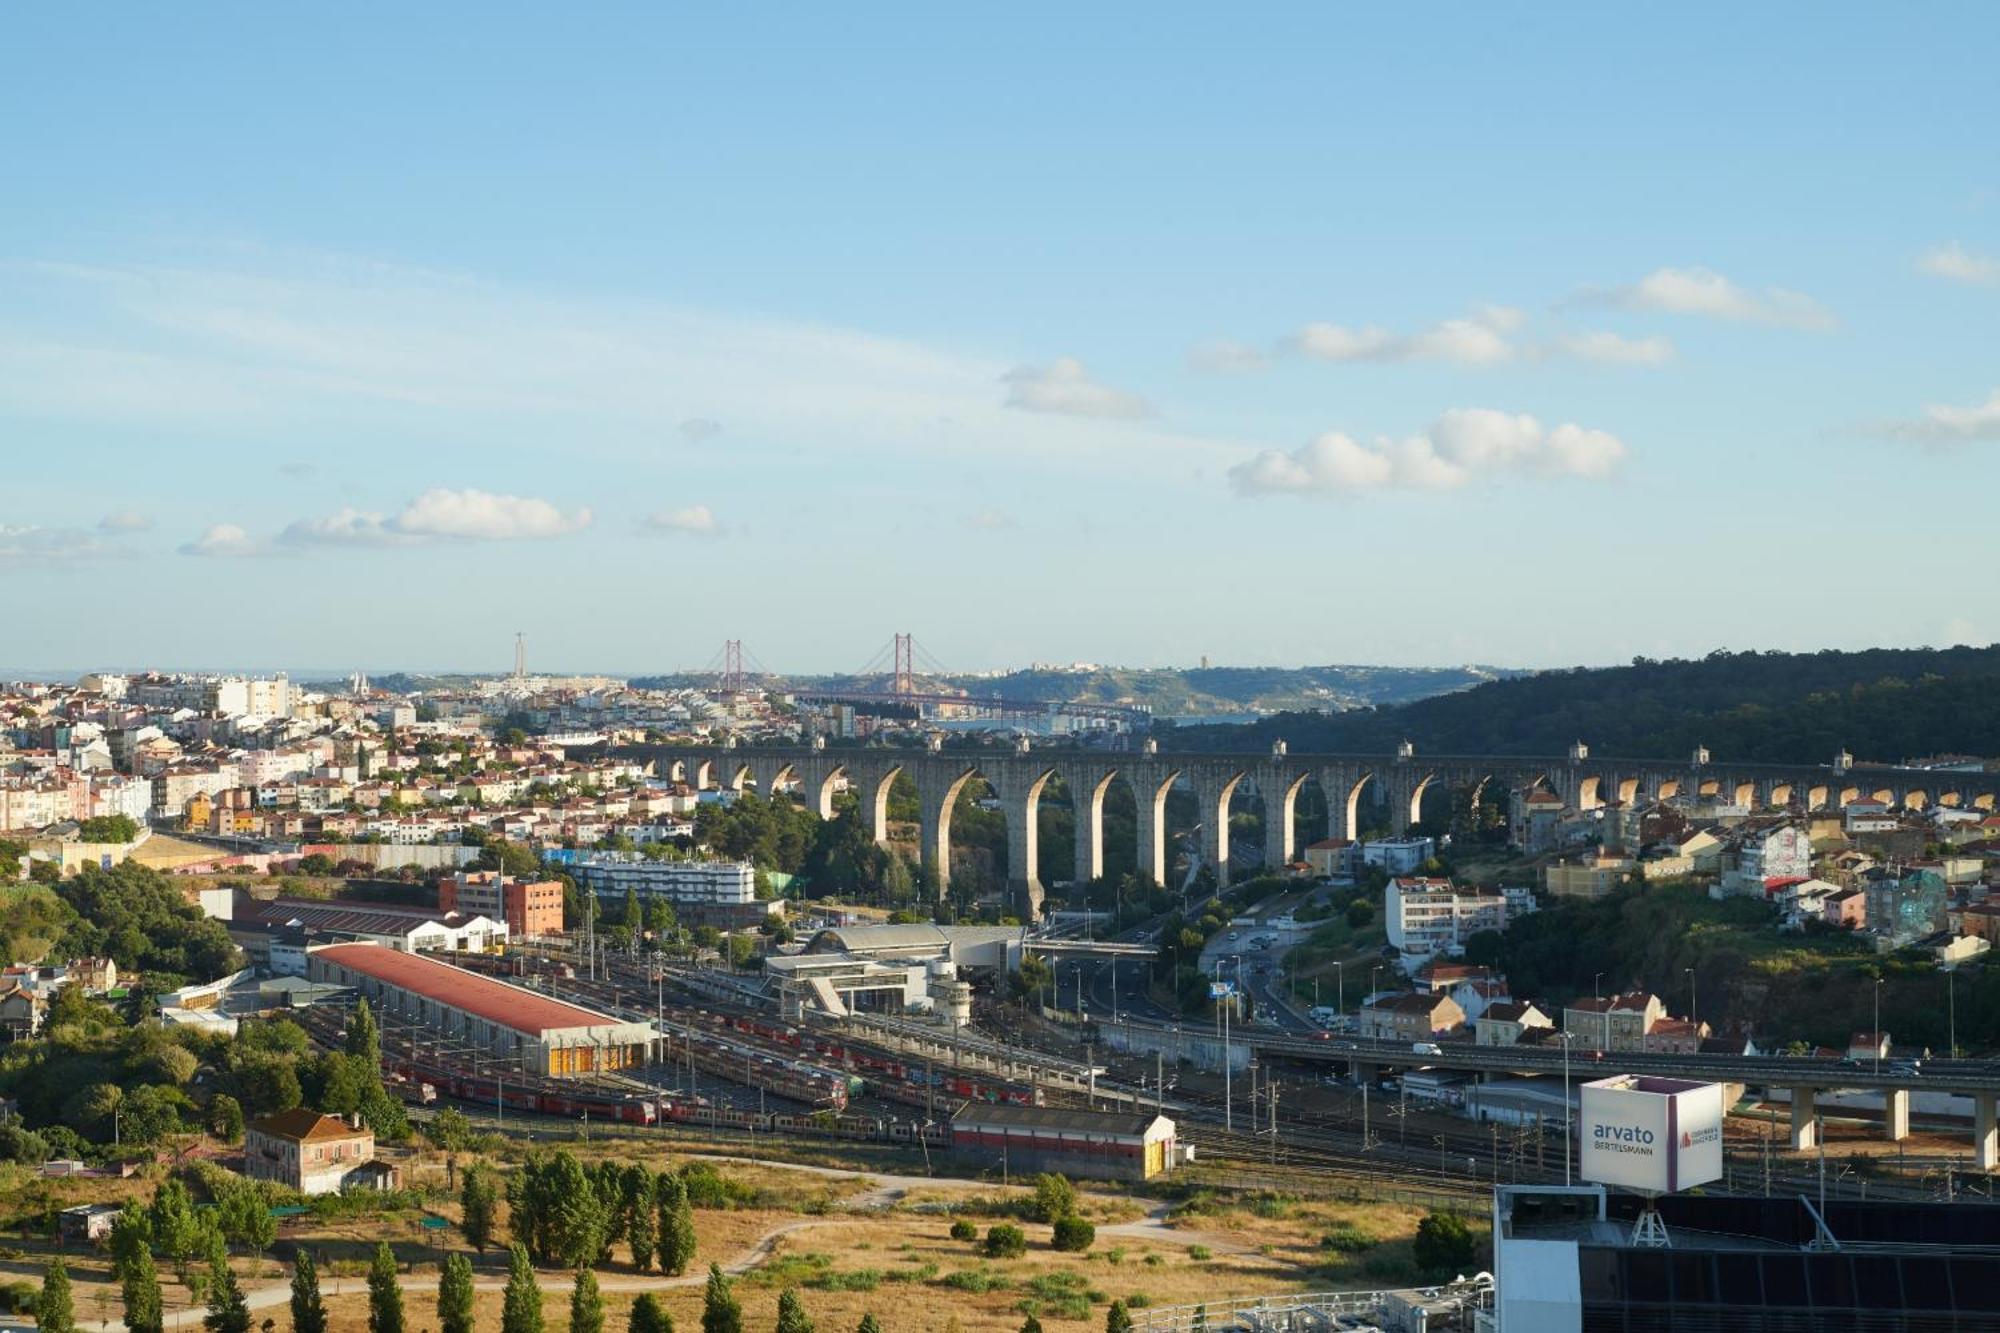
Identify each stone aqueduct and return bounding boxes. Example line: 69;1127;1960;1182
610;740;2000;917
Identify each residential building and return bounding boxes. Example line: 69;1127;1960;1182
1301;837;1357;878
1358;991;1465;1041
1475;1000;1554;1047
1641;1017;1712;1054
242;1108;379;1196
1510;788;1564;854
1361;837;1437;876
1544;853;1632;900
557;853;758;909
438;870;565;937
1385;877;1509;961
1563;991;1666;1053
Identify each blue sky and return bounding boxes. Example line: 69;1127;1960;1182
4;4;1998;676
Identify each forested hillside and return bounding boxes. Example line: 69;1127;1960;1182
1170;645;2000;763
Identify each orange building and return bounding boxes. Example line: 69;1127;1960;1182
439;870;565;937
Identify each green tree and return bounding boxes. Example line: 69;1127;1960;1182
569;1266;606;1333
429;1105;472;1154
624;1166;658;1270
983;1225;1027;1259
1051;1215;1095;1252
1105;1300;1133;1333
38;1257;75;1333
151;1178;202;1279
220;1186;277;1260
856;1318;882;1333
438;1253;476;1333
623;886;642;927
775;1287;813;1333
118;1239;164;1333
207;1092;245;1143
347;996;381;1068
290;1249;328;1333
203;1243;251;1333
628;1293;674;1333
366;1242;405;1333
700;1263;742;1333
1019;1316;1043;1333
462;1162;500;1252
1029;1173;1077;1224
656;1171;696;1275
502;1244;544;1333
1412;1211;1476;1274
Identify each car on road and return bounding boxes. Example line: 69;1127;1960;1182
1412;1041;1444;1056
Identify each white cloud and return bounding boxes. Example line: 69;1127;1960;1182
0;523;124;563
1293;305;1524;367
640;504;723;537
97;509;153;533
1583;266;1836;330
279;488;592;547
2;253;1236;484
1919;242;2000;287
1229;408;1629;497
1001;358;1152;419
1878;388;2000;444
679;418;723;441
1186;339;1269;373
178;523;266;558
391;488;591;540
1560;330;1675;365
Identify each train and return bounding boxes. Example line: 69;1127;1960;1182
386;1054;664;1125
660;1099;951;1146
664;1027;858;1111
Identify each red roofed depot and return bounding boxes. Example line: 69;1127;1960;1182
306;942;653;1078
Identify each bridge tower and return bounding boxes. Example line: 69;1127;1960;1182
892;632;915;696
721;639;745;694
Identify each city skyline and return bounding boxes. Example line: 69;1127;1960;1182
6;5;2000;671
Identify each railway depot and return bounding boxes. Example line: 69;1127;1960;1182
306;942;653;1077
949;1103;1180;1181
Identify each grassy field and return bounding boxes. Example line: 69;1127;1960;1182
0;1137;1489;1331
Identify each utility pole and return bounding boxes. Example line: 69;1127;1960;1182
1269;1084;1279;1168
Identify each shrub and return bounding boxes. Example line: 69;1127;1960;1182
949;1220;978;1242
1051;1216;1096;1253
1187;1245;1212;1262
1412;1211;1476;1275
983;1225;1028;1260
1028;1174;1077;1225
1320;1223;1377;1254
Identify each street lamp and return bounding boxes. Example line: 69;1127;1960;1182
1873;977;1884;1078
1684;966;1697;1034
1593;971;1604;1003
1559;1031;1575;1186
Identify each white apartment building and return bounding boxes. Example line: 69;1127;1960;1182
1385;876;1509;962
1362;836;1438;876
565;854;758;906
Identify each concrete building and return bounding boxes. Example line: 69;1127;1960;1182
1301;837;1357;878
231;898;507;973
559;854;758;908
242;1108;380;1196
1362;837;1437;876
1563;991;1666;1053
1544;854;1633;900
1359;991;1466;1041
1385;877;1509;962
438;870;565;938
305;942;651;1077
949;1104;1177;1181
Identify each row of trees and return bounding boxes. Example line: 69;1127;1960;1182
491;1150;697;1275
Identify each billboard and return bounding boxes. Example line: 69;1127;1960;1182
1578;1075;1724;1193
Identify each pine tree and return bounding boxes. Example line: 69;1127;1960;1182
462;1162;499;1252
856;1316;882;1333
569;1266;606;1333
1105;1300;1133;1333
203;1242;251;1333
699;1263;742;1333
656;1172;696;1276
366;1241;405;1333
291;1249;329;1333
502;1243;545;1333
628;1293;674;1333
624;1166;658;1270
37;1257;75;1333
114;1213;164;1333
1018;1317;1043;1333
774;1287;813;1333
438;1252;476;1333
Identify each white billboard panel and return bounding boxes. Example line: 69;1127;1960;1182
1579;1076;1724;1193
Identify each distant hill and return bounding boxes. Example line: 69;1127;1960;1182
1168;645;2000;764
634;662;1522;717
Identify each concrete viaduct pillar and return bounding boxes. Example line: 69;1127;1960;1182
913;763;973;901
1194;772;1244;885
1135;768;1173;889
1264;773;1299;873
1976;1094;1999;1171
1884;1088;1911;1142
1069;768;1113;889
1789;1088;1820;1151
989;761;1055;921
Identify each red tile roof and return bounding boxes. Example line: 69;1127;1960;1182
312;943;619;1036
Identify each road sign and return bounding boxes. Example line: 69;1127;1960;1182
1209;980;1236;1000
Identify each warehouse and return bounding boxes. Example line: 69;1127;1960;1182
305;942;652;1077
950;1104;1178;1181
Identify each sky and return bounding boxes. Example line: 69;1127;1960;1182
4;5;1999;677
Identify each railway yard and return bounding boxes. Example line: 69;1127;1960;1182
285;946;1991;1206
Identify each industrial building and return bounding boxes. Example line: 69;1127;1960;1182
226;896;508;975
949;1104;1178;1182
305;942;652;1077
438;870;565;937
1491;1184;2000;1330
802;923;1023;972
